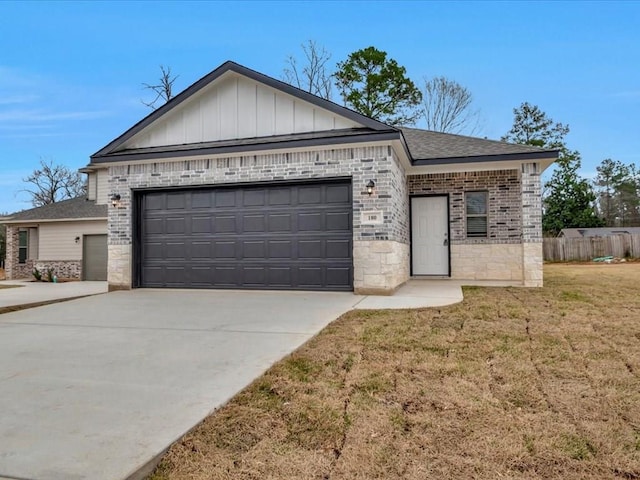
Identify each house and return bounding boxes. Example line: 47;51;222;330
559;227;640;238
2;193;108;281
3;61;558;292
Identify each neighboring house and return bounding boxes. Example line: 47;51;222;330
1;185;108;280
559;227;640;238
5;61;558;292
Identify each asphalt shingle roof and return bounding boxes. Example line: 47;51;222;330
2;196;107;222
400;127;557;161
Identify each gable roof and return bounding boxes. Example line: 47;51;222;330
400;127;558;165
91;61;392;162
89;60;558;167
1;196;107;224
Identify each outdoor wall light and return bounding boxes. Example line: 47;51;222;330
75;236;80;244
110;193;121;207
366;180;376;196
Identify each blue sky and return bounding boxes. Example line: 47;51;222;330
1;0;638;213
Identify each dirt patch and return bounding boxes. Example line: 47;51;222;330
148;264;640;480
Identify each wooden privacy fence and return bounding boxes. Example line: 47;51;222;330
543;234;640;261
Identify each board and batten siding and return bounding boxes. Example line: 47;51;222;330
87;173;97;201
38;220;107;261
119;72;361;150
96;169;109;205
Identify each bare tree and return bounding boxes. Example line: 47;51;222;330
421;76;481;134
22;158;86;207
283;40;333;100
142;65;178;110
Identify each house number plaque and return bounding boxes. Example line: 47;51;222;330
361;210;384;225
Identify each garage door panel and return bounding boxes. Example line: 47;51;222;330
215;190;237;207
215;216;237;234
144;193;164;211
327;267;351;286
268;213;291;232
190;267;214;286
144;217;164;234
166;193;186;210
214;241;236;258
299;240;322;259
166;217;186;234
139;181;352;291
243;240;266;258
298;186;322;204
191;241;211;259
166;242;188;259
191;216;211;234
213;266;239;286
269;240;293;258
326;239;351;259
192;191;212;209
326;211;350;231
269;188;291;206
298;267;323;287
298;212;323;231
326;184;351;203
243;214;265;232
243;189;265;207
142;266;164;285
242;267;266;286
268;267;292;286
143;242;164;260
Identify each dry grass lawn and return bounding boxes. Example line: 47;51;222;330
149;264;640;480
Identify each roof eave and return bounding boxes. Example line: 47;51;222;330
91;130;402;164
1;216;107;225
412;150;559;166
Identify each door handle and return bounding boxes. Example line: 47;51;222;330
443;238;449;246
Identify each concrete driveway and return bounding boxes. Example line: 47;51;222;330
0;289;364;480
0;281;463;480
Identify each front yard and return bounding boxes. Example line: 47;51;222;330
150;264;640;479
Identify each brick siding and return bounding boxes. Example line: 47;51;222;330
408;169;523;244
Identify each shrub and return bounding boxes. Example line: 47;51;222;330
45;267;55;283
32;268;42;281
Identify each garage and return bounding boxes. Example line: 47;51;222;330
135;180;353;291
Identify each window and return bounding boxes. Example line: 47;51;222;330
18;230;28;264
466;191;488;238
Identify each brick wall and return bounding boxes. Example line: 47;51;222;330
34;261;82;280
108;145;408;245
106;145;410;291
407;169;522;244
5;226;33;279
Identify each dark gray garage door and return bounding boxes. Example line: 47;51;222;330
137;181;353;291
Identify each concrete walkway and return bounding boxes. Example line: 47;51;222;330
0;281;462;480
0;280;108;308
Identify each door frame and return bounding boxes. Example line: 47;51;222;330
409;194;451;277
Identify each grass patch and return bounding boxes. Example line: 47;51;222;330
148;264;640;480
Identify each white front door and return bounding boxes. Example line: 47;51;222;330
411;196;450;275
